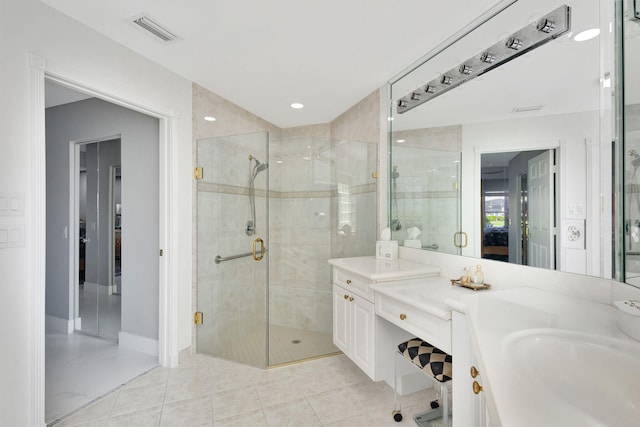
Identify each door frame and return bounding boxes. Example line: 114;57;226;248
29;53;178;426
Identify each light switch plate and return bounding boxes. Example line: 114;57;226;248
0;224;25;248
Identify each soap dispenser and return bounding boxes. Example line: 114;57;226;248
472;264;484;284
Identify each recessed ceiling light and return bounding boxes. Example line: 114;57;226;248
574;28;600;42
204;116;216;122
396;139;406;143
291;103;304;109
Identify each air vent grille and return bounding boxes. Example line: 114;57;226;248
132;15;178;43
512;105;544;113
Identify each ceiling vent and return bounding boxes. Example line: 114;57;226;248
130;14;179;43
512;105;544;113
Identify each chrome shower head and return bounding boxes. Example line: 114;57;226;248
248;154;268;180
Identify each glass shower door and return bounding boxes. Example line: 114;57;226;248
196;132;269;368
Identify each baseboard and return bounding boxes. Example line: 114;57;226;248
119;331;159;357
45;315;74;334
178;346;192;364
74;317;82;330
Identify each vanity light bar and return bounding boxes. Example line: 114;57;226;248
396;5;571;114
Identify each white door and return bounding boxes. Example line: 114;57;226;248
528;150;555;269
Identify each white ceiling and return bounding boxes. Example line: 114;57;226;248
39;0;504;128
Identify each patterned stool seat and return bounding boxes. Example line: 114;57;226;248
398;338;453;382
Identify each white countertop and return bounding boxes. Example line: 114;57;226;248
328;256;440;282
370;276;472;320
463;287;640;427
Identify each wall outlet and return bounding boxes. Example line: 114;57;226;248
562;219;585;249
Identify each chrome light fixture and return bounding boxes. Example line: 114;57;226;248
396;4;571;114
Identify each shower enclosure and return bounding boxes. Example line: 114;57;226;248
196;131;376;367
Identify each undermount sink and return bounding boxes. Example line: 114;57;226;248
502;328;640;425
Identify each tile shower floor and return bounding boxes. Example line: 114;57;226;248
51;353;449;427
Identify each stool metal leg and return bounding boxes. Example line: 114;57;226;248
392;351;403;422
440;381;449;427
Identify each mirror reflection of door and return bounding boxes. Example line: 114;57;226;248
481;149;555;267
76;139;121;341
110;166;121;296
527;150;555;269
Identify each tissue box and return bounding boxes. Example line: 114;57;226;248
403;239;422;249
376;240;398;260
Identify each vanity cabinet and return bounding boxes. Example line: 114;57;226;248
329;257;441;382
452;310;492;427
332;284;376;378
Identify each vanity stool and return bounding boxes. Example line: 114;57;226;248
392;338;452;427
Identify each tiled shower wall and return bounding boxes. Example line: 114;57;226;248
269;133;377;334
391;126;461;252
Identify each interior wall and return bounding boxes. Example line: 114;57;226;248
46;98;158;341
0;1;192;423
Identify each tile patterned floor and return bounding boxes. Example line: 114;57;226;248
51;353;448;427
46;332;158;423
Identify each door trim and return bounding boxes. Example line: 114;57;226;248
29;53;179;426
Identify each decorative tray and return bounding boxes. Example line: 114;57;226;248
450;278;491;291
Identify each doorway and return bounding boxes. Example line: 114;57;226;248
44;81;161;423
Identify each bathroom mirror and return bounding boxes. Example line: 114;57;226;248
622;0;640;287
389;0;616;278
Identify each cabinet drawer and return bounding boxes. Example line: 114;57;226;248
375;293;451;354
333;269;373;302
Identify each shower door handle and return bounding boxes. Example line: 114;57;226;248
253;238;265;261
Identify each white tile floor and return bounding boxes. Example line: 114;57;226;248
51;353;450;427
46;332;158;424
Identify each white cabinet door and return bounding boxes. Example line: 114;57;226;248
350;295;375;378
452;310;493;427
332;285;350;353
452;311;474;427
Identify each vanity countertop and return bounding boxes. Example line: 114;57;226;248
463;287;640;427
370;276;472;320
328;256;440;282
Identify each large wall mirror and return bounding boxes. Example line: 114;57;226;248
622;0;640;287
389;0;617;279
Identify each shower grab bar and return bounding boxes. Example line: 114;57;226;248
215;248;268;264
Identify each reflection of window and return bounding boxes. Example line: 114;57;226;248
337;183;355;232
484;190;508;228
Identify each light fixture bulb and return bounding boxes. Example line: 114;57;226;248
459;65;473;75
398;99;408;108
441;75;453;85
204;116;216;122
506;37;523;50
573;28;600;42
396;139;406;143
290;103;304;109
424;85;436;94
480;52;496;63
536;18;556;33
411;92;421;101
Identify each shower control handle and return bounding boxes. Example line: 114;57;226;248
346;279;352;285
344;294;349;300
349;297;354;302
